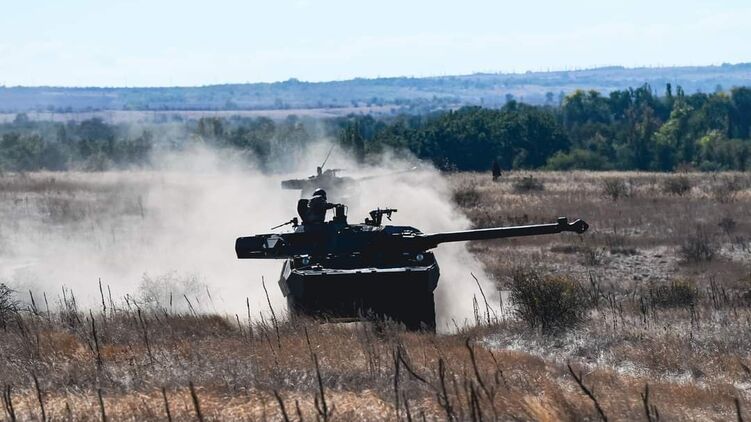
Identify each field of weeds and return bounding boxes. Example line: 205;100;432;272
0;170;750;420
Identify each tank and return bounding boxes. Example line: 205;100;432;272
281;146;417;198
236;205;588;331
281;166;417;199
281;167;356;197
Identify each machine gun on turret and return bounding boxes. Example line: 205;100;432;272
270;217;299;230
365;208;397;226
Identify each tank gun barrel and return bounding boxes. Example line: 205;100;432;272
419;217;587;249
356;167;418;182
236;217;588;260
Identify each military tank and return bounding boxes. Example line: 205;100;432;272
236;204;588;331
281;167;355;197
281;166;418;199
281;144;416;198
280;145;353;197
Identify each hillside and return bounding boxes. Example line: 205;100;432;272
2;63;751;113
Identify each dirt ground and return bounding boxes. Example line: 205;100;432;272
0;170;750;420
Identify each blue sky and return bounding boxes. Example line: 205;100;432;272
1;0;750;86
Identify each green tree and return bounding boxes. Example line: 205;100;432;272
652;100;693;170
730;87;751;139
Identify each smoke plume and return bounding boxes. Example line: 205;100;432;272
0;141;497;332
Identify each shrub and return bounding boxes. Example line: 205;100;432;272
679;228;718;263
453;184;481;207
0;283;18;329
580;246;607;266
510;268;591;332
650;280;698;308
139;272;207;312
601;231;639;255
546;149;610;170
661;175;693;196
711;175;746;203
512;175;544;193
601;177;631;201
718;216;737;236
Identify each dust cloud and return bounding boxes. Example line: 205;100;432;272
0;142;498;331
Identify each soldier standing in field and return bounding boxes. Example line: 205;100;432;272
492;160;502;181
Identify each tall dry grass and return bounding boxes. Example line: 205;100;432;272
1;288;749;421
0;170;750;420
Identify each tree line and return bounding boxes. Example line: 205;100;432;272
341;84;751;171
1;84;750;172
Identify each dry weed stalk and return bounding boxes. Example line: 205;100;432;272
568;363;608;421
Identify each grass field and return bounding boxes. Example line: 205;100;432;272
0;170;750;420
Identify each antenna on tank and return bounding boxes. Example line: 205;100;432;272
320;144;335;171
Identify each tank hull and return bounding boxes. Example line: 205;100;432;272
279;260;439;331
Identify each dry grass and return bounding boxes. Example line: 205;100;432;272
0;306;605;421
2;303;749;421
0;170;750;420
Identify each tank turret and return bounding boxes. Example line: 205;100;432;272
236;211;587;260
236;206;588;331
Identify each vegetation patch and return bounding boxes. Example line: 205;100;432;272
717;216;737;236
661;175;693;196
549;244;589;255
711;175;747;203
601;177;632;201
650;279;698;308
510;268;592;333
452;184;482;207
580;246;607;266
512;175;545;193
0;283;18;329
679;228;718;263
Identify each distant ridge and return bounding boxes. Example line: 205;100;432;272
1;63;750;114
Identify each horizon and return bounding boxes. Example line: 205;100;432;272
2;61;749;90
2;0;750;87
